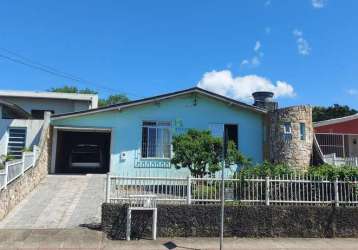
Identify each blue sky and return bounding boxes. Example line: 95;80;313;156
0;0;357;108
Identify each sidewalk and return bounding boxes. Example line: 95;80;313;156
1;228;358;250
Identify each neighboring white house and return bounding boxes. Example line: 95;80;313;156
0;90;98;158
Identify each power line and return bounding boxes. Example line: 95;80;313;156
0;48;144;99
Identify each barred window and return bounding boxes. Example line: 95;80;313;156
141;121;171;159
7;127;26;159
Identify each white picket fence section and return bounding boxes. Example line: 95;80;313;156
0;146;39;190
106;174;358;207
323;153;358;167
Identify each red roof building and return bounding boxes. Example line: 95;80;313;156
314;114;358;158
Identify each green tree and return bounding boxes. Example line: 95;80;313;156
49;85;97;95
313;104;357;122
171;129;248;177
98;94;130;106
49;85;129;107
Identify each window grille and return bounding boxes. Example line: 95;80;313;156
7;128;26;159
141;121;171;159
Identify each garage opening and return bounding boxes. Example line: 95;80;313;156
54;130;111;174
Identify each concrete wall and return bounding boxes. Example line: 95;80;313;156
0;115;51;220
102;203;358;239
0;94;94;157
0;119;44;156
1;96;91;115
52;94;265;177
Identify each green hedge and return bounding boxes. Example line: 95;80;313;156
237;161;358;181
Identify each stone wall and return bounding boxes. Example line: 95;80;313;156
267;105;313;169
0;114;51;220
102;203;358;239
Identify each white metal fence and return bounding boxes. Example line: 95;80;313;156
323;153;358;167
106;174;358;206
0;146;39;190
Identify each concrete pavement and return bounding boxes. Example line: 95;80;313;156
0;174;105;229
1;229;358;250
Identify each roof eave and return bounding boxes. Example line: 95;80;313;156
52;87;266;120
314;114;358;127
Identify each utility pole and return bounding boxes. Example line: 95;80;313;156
220;158;225;250
220;127;227;250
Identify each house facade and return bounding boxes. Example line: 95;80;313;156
51;87;314;177
0;90;98;158
51;88;266;176
314;114;358;160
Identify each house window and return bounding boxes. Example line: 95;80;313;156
300;123;306;141
224;124;238;147
283;122;292;141
141;121;171;159
31;110;54;119
209;123;238;155
2;106;19;119
7;127;27;159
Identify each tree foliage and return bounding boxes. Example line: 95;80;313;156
49;85;129;107
236;161;358;181
313;104;357;122
98;94;130;106
49;85;97;94
171;129;248;177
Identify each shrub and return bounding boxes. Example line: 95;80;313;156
235;162;358;181
171;129;249;177
307;164;358;180
236;161;296;178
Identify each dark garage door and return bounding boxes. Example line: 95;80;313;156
55;130;111;174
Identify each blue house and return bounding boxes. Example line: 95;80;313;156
50;87;266;177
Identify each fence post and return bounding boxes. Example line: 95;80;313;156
33;146;37;166
187;176;191;205
265;176;270;206
334;178;339;207
332;154;336;166
355;157;358;167
106;173;111;203
21;152;26;175
4;162;8;189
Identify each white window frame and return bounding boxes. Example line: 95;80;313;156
141;121;172;160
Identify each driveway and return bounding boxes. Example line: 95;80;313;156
0;174;106;229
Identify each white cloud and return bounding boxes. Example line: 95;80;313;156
241;40;264;68
348;89;358;96
312;0;326;8
197;70;296;101
240;59;249;66
293;29;311;56
293;29;303;37
251;56;261;66
254;41;261;52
